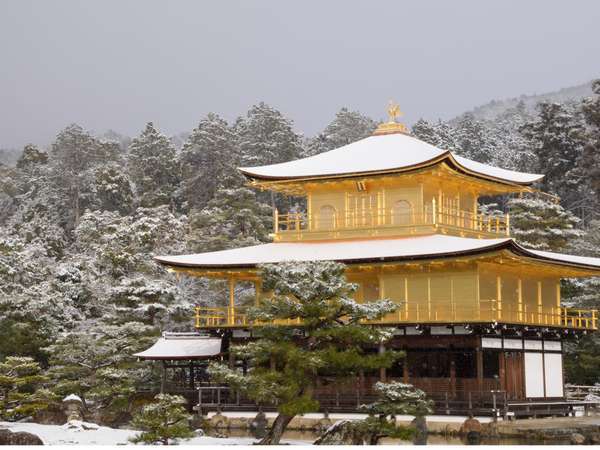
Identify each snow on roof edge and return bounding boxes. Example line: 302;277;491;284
238;133;543;186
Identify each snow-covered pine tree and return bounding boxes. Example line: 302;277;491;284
129;394;194;445
45;322;156;414
51;124;120;226
180;113;238;210
580;79;600;221
0;356;54;421
208;260;399;445
452;113;495;163
411;119;458;151
237;102;304;167
507;196;583;251
490;100;536;171
305;107;377;156
187;176;272;253
16;144;48;169
91;164;134;214
352;381;433;444
127;122;180;208
72;206;190;327
520;102;586;209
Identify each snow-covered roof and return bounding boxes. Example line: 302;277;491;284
134;334;222;360
155;235;600;272
156;235;508;268
239;133;543;185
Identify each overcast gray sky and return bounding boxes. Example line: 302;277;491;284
1;0;599;149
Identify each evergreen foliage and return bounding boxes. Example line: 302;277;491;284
44;322;156;411
127;122;180;208
507;197;583;251
187;182;272;252
353;382;432;444
208;260;399;444
0;356;54;421
520;102;586;207
180;113;238;210
238;102;303;167
306;107;377;156
129;394;194;445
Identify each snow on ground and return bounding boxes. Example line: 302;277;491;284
0;422;260;446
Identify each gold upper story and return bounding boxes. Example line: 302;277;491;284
271;164;514;242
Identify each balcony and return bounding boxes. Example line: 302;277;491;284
274;202;510;241
194;303;598;331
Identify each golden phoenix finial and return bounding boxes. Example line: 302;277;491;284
387;100;402;123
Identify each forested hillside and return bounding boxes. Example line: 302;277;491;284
1;81;600;408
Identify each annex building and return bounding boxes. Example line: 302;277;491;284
138;106;599;416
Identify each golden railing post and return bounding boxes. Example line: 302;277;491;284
593;310;597;330
194;306;201;328
432;199;437;225
273;208;279;234
228;277;235;326
506;213;510;236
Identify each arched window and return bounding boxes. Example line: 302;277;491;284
391;200;412;225
318;205;337;229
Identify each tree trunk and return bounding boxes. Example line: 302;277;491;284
257;413;294;445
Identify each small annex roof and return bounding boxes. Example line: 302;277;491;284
238;133;543;186
134;333;222;360
154;235;600;273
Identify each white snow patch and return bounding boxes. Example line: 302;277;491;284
0;421;261;445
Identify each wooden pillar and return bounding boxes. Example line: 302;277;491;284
476;347;484;392
189;363;195;389
403;353;409;383
499;352;506;391
228;276;235;325
379;342;386;382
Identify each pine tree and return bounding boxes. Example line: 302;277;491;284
520;102;586;208
453;113;495;163
128;122;180;208
130;394;194;445
51;124;120;226
187;181;272;252
411;119;458;151
353;382;433;445
0;356;54;421
208;260;399;444
580;79;600;221
305;107;377;156
237;102;304;167
45;322;156;412
91;164;134;214
507;197;583;251
16;144;48;170
180;113;238;210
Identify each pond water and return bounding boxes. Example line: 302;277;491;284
206;428;570;445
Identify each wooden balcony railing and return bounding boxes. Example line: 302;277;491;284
274;202;509;239
194;302;598;330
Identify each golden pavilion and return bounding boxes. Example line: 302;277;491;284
146;105;599;415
